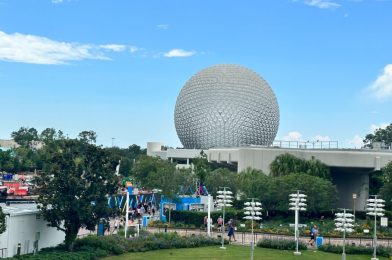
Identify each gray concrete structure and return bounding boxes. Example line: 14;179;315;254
148;143;392;211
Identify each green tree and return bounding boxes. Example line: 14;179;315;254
380;161;392;210
34;138;119;251
237;168;273;209
269;173;337;213
192;152;210;183
40;128;65;145
78;130;97;144
11;127;39;148
270;153;330;180
0;207;6;234
364;123;392;148
204;168;237;197
0;150;14;172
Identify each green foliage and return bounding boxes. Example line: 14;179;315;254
238;170;337;213
270;153;330;180
0;149;14;172
78;130;97;144
364;123;392;147
34;138;120;250
131;155;191;200
257;239;307;250
380;161;392;210
318;244;392;257
11;127;39;148
12;233;221;259
204;168;237;197
192;151;210;183
0;207;6;234
169;209;243;226
270;173;337;213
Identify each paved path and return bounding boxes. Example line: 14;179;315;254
146;227;392;248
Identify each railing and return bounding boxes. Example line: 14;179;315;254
271;140;339;150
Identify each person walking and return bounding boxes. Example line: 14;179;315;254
227;219;236;242
308;225;318;246
217;215;223;231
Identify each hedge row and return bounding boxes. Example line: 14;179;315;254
168;209;244;226
318;244;392;257
12;232;221;259
257;239;307;250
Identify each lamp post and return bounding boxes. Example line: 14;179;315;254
366;195;385;260
352;193;357;220
217;187;233;249
243;199;262;260
289;190;307;255
334;209;354;260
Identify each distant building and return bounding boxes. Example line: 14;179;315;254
0;140;18;151
0;203;65;258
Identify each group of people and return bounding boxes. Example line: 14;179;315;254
129;202;156;222
204;216;236;242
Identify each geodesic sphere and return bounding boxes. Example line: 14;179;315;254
174;64;279;149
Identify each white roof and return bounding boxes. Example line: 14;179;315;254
0;203;39;216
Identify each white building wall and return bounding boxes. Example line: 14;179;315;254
0;213;65;258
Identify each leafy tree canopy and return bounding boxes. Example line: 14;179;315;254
380;161;392;210
34;138;119;251
270;153;330;180
0;207;5;234
11;127;39;148
192;151;210;183
364;123;392;147
238;168;337;213
204;168;237;197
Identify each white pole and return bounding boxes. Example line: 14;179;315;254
221;187;226;249
207;194;211;237
342;209;346;260
373;197;378;260
294;190;301;255
125;190;129;238
251;198;254;260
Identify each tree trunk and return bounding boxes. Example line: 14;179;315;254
65;229;78;251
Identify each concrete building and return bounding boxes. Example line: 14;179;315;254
147;141;392;211
0;203;65;258
0;140;18;151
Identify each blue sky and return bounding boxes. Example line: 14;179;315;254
0;0;391;148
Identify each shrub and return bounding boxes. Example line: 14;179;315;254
169;209;244;226
12;232;221;259
257;239;307;250
318;244;392;257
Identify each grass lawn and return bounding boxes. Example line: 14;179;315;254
103;245;389;260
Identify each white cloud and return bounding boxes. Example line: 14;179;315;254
0;30;128;65
164;49;196;58
368;64;392;99
129;46;139;53
303;0;341;9
52;0;64;3
99;44;126;52
370;123;389;133
157;24;169;30
282;131;303;141
347;134;363;148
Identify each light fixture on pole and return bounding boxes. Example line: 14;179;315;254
289;190;307;256
334;209;354;260
243;199;262;260
366;195;385;260
217;187;233;249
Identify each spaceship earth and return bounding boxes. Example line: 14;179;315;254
174;64;280;149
